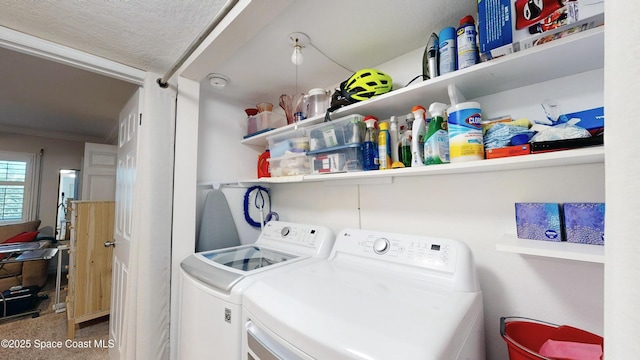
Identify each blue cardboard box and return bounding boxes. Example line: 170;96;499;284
562;107;604;137
515;203;563;241
478;0;604;60
563;203;605;245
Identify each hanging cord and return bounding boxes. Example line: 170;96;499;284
243;186;279;229
405;74;429;87
308;41;354;73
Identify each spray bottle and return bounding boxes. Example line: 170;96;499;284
400;113;413;167
424;102;450;165
411;106;427;167
378;121;391;170
363;116;379;171
389;116;403;168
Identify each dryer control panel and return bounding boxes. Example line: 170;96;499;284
332;229;479;292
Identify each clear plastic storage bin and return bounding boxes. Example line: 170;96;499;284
307;143;364;174
307;114;365;151
244;111;287;138
268;153;311;177
267;128;309;158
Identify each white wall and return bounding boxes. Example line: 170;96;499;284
604;1;640;358
0;132;84;231
196;84;266;243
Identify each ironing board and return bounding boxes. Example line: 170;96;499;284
0;242;58;320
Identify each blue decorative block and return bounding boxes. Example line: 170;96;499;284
563;203;605;245
515;203;563;242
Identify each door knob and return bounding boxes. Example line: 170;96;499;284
104;241;116;248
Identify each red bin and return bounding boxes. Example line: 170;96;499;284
500;317;603;360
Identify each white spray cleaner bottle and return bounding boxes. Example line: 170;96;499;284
410;105;427;167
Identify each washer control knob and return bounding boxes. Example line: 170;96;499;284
373;238;390;254
281;227;290;237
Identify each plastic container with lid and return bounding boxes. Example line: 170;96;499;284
305;88;331;119
307;143;364;174
306;114;365;151
244;111;287;138
267;128;309;158
268;153;310;177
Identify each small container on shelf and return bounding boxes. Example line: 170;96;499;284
306;114;365;151
268;153;311;177
244;111;287;138
267;128;309;158
307;143;364;174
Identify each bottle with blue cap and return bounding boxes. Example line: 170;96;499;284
438;27;457;75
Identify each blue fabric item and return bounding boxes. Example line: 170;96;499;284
484;123;533;149
243;186;271;228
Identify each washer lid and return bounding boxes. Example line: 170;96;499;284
201;245;298;271
243;260;483;359
181;245;300;293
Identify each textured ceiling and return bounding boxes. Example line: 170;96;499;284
0;0;229;73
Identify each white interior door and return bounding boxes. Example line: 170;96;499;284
81;142;117;200
110;88;142;360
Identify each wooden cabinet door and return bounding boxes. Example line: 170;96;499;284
73;201;114;319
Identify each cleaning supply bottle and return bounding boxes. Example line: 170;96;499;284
456;15;479;70
378;121;391;170
257;149;271;178
363;116;379;171
400;114;413;167
438;27;457;75
424;102;450;165
389;116;403;168
411;106;427;167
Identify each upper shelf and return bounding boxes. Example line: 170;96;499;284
241;27;604;147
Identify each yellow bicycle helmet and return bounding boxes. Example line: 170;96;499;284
341;69;393;102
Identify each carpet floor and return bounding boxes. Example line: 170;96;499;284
0;275;110;360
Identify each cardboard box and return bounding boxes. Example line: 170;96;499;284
478;0;604;61
486;144;530;159
563;203;605;245
515;203;563;241
562;106;604;136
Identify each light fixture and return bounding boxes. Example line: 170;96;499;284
207;73;230;88
288;32;310;66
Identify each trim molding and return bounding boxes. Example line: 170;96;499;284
0;124;107;144
0;25;145;85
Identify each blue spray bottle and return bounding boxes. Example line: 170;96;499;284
363;116;379;171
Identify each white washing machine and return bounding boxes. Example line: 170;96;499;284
242;228;486;360
177;221;335;360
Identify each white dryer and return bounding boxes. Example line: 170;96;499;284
242;228;486;360
177;221;335;360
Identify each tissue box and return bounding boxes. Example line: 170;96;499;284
478;0;604;61
563;203;605;245
515;203;563;241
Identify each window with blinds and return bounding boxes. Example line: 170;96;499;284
0;155;32;223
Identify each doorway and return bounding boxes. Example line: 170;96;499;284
55;169;79;240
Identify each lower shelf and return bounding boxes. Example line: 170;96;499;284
496;235;604;264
